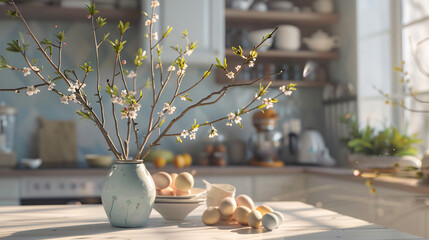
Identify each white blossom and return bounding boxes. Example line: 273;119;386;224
262;98;274;109
226;71;235;79
153;13;159;20
235;65;241;72
162;102;176;115
131;102;141;111
226;122;233;126
254;93;261;100
151;0;160;7
279;85;286;92
111;95;123;106
186;49;193;56
191;126;199;133
183;64;188;70
168;65;176;72
180;95;187;101
227;112;235;120
128;110;137;119
31;66;39;72
156;63;161;69
121;90;127;98
127;71;137;79
121;111;128;119
145;19;152;26
68;85;76;93
177;69;185;76
129;91;137;96
189;132;196;140
74;81;86;90
279;85;292;96
234;116;242;124
181;130;189;138
142;50;147;57
248;61;255;68
26;85;40;96
47;81;55;91
208;125;218;138
23;67;31;77
60;95;69;104
152;32;159;40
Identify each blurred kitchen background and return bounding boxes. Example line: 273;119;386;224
3;0;429;237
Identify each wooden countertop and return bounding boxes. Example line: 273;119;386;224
1;166;429;194
0;201;424;240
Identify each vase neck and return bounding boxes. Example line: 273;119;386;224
114;160;144;164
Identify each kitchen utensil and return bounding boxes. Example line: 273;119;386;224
38;117;77;167
85;154;113;168
313;0;334;13
269;1;294;11
248;29;274;51
293;129;335;165
275;25;301;51
303;30;339;52
203;180;236;207
231;0;253;10
153;201;204;221
251;0;268;12
303;61;318;78
21;158;42;169
0;103;17;168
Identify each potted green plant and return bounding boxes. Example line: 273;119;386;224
0;0;296;227
340;115;422;170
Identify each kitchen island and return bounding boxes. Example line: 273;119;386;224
0;201;424;240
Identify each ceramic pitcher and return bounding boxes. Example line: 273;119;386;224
101;160;156;228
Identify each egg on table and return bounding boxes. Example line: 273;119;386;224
202;206;221;225
247;210;263;228
234;206;251;225
174;172;194;191
272;211;284;225
235;194;255;210
218;197;237;220
152;172;172;190
256;204;274;216
262;212;279;231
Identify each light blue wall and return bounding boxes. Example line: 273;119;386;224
0;18;324;165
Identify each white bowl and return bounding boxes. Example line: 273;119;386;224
154;202;204;221
248;29;274;51
270;1;294;11
21;158;42;169
231;0;253;10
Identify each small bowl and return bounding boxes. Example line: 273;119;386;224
85;154;113;168
248;29;274;51
21;158;42;169
154;202;204;221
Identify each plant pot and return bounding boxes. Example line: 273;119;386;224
101;160;156;228
347;154;421;170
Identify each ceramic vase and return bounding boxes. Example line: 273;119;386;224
101;160;156;228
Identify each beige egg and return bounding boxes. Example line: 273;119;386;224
157;187;174;196
248;210;262;228
175;189;191;196
152;172;172;190
174;172;194;191
234;206;251;225
219;197;237;218
256;204;274;216
235;194;255;210
169;173;178;190
202;207;221;225
262;212;279;231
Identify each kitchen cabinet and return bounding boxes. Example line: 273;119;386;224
141;0;225;64
0;178;19;206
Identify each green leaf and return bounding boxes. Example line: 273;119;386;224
96;16;107;28
163;26;173;38
203;70;211;79
159;118;165;127
0;55;9;69
76;110;92;120
102;33;110;42
56;31;66;43
7;10;18;18
118;20;130;36
6;40;23;52
176;136;182;143
86;3;99;16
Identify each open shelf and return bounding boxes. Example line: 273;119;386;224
225;9;339;27
225;49;339;60
0;4;141;23
216;78;328;88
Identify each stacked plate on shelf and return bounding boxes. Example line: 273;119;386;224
153;188;206;221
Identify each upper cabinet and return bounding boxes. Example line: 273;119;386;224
141;0;225;65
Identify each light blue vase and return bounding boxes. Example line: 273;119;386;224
101;160;156;228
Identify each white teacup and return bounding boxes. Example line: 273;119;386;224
275;25;301;51
203;179;236;207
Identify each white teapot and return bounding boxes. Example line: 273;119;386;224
303;30;339;52
313;0;334;13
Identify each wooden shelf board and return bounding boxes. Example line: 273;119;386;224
225;49;339;60
216;78;328;88
225;9;339;26
0;4;140;23
323;96;357;105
